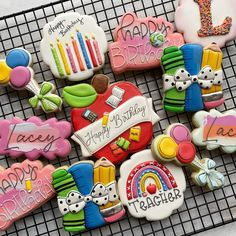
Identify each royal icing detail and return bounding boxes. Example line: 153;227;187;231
0;48;62;113
161;43;224;113
152;123;225;190
40;12;107;81
109;12;184;74
118;150;186;220
192;109;236;153
0;160;55;230
0;117;71;160
52;158;125;232
67;74;160;164
175;0;236;47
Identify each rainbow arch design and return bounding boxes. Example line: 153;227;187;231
126;161;177;200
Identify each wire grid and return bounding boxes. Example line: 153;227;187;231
0;0;236;235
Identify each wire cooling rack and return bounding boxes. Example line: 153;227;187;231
1;0;236;235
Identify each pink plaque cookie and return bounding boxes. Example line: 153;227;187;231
109;12;184;74
0;160;55;230
0;117;71;160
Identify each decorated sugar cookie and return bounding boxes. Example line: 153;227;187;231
0;116;71;160
52;157;125;232
175;0;236;47
192;109;236;153
118;150;186;220
40;12;107;81
109;12;184;74
64;74;160;164
0;48;62;113
0;160;55;230
152;123;225;190
161;43;224;113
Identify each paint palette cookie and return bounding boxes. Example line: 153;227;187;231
0;48;62;113
175;0;236;47
0;116;71;160
161;43;224;113
109;12;184;74
192;109;236;153
52;157;125;232
64;74;160;164
118;150;186;220
0;160;55;230
152;123;225;190
40;12;107;81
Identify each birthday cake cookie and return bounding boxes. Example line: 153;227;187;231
52;157;125;232
40;12;107;81
109;12;184;74
161;43;224;113
64;74;160;164
0;160;55;230
175;0;236;47
118;150;186;220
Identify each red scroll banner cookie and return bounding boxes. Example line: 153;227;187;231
0;160;55;230
0;117;71;160
109;12;184;74
64;75;160;164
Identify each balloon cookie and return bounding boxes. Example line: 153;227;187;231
161;43;224;113
40;12;107;81
64;74;160;164
192;109;236;153
175;0;236;47
52;157;125;232
109;12;184;74
118;149;186;220
0;160;55;230
152;123;225;190
0;116;71;160
0;48;62;113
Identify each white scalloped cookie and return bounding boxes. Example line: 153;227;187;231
175;0;236;47
40;12;107;81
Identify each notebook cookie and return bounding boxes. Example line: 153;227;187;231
118;149;186;220
161;43;224;113
0;160;55;230
175;0;236;47
0;116;71;160
192;109;236;153
52;157;125;232
65;74;160;164
152;123;225;190
40;12;107;81
0;48;62;113
109;12;184;74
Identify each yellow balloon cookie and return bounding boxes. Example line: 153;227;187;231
0;60;11;85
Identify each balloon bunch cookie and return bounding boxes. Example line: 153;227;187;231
0;48;62;113
52;157;125;232
161;43;224;112
152;123;225;190
63;74;160;164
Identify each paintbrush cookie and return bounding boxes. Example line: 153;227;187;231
0;160;55;230
40;12;107;81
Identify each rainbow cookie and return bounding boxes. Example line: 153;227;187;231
192;109;236;153
109;12;184;74
118;150;186;220
0;116;71;160
151;123;225;190
0;160;55;230
161;43;224;113
0;48;62;113
52;158;125;232
40;12;107;81
64;74;160;164
175;0;236;47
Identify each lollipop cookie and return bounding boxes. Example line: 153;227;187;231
0;48;62;113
